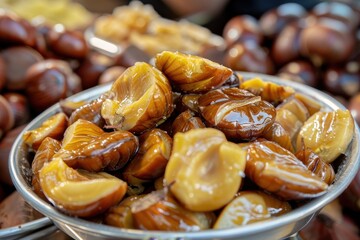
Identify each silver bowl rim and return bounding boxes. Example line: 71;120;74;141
9;72;360;239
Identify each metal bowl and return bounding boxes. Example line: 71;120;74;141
9;73;360;240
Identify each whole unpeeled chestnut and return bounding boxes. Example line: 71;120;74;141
3;92;30;127
300;18;355;65
271;22;304;66
0;11;36;47
322;63;360;98
76;51;115;89
25;60;82;112
0;95;14;138
277;60;318;88
98;66;127;85
0;46;44;91
46;26;89;59
259;3;307;40
0;56;5;91
223;15;263;46
225;42;274;74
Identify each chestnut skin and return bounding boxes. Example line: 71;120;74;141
0;11;36;47
271;22;304;66
322;63;360;98
225;42;274;74
348;93;360;126
0;46;44;91
25;60;81;112
300;18;355;65
277;60;318;88
98;66;127;85
0;56;5;91
3;92;30;127
76;52;115;89
223;15;263;46
259;3;307;40
0;95;15;138
46;27;89;59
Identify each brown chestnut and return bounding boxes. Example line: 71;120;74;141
300;18;356;65
0;46;44;91
311;2;359;32
271;21;304;66
0;11;36;47
115;44;151;68
3;92;30;127
223;15;263;46
0;124;26;185
322;62;360;98
76;51;115;89
0;95;15;138
277;60;318;88
25;60;81;112
259;3;307;40
348;93;360;126
98;66;127;85
225;42;274;74
0;56;5;91
46;25;89;59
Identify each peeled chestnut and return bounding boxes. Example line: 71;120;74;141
225;42;274;74
259;3;307;40
46;26;89;59
300;18;355;65
322;63;360;99
1;46;44;91
76;51;115;89
3;92;30;127
0;11;36;47
223;15;263;46
277;60;318;88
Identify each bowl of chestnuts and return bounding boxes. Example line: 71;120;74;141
9;51;360;240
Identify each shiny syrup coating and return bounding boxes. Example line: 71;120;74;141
198;88;276;140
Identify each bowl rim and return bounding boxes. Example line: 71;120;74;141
9;72;360;239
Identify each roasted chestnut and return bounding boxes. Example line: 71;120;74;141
98;66;127;85
3;92;30;127
223;15;263;46
46;25;89;59
259;3;307;40
0;94;14;138
225;42;274;74
0;46;43;91
277;60;318;88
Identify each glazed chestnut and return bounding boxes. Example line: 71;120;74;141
223;15;263;46
3;92;30;127
259;3;307;40
0;46;44;91
0;56;5;91
171;110;205;135
198;88;276;140
76;51;115;89
98;66;127;85
24;59;82;112
277;60;318;88
300;18;356;65
349;94;360;126
0;11;36;47
322;63;360;98
271;22;304;66
311;1;360;32
0;95;14;138
46;26;89;59
225;42;274;74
